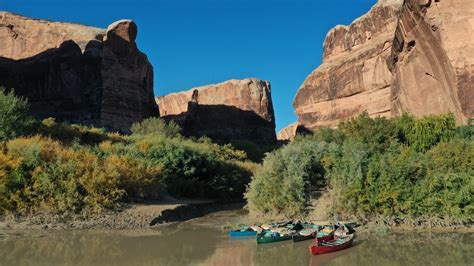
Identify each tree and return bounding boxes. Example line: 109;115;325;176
0;88;37;142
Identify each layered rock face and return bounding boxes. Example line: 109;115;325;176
0;12;158;131
156;78;276;144
294;0;473;131
294;0;402;129
389;0;474;121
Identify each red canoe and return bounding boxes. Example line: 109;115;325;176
309;234;354;255
316;231;334;242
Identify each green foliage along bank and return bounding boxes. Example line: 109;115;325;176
0;90;256;215
0;88;36;142
246;112;473;222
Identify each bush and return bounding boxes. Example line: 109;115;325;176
0;88;37;142
127;135;253;200
454;118;474;140
338;111;399;154
130;117;181;138
245;141;328;216
39;118;124;145
1;137;124;213
229;139;277;162
402;113;457;152
0;96;256;215
246;112;473;221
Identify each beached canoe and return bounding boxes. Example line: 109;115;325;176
256;230;292;244
316;231;335;242
309;234;354;255
292;228;318;242
229;230;257;237
296;231;334;242
302;223;319;229
229;225;261;237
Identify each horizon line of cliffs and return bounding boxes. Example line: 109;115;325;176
1;0;474;144
0;12;276;144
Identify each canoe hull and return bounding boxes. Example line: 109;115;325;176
229;230;257;237
309;235;354;255
292;233;316;242
293;229;334;243
257;235;292;244
317;233;334;243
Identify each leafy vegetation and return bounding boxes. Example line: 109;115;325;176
0;88;37;142
0;94;256;215
130;117;181;138
245;141;329;216
246;112;473;221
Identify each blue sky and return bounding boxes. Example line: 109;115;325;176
2;0;377;131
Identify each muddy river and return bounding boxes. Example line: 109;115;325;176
0;210;472;266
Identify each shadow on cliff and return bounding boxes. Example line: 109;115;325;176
0;39;104;125
0;36;158;132
162;103;277;146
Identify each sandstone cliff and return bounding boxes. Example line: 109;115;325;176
0;12;158;132
156;78;276;144
294;0;473;131
389;0;473;121
277;122;299;141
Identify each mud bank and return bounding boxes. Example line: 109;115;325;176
0;202;244;230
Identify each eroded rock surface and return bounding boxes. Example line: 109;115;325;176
389;0;474;121
294;0;473;130
0;12;158;132
277;122;298;141
156;78;276;144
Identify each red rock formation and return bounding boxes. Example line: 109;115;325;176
156;78;276;144
294;0;402;129
0;12;158;132
389;0;474;121
277;122;298;141
294;0;473;131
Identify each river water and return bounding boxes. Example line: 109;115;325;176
0;210;472;266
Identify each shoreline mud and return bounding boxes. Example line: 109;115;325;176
1;204;471;232
0;202;244;230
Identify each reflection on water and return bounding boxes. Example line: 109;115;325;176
0;211;473;266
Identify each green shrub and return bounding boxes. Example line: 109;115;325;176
0;99;256;215
1;137;125;213
39;118;124;145
338;111;399;154
0;88;37;142
403;113;457;152
245;141;328;216
128;136;252;200
454;118;474;140
229;139;277;162
246;112;473;221
130;117;181;138
297;127;345;145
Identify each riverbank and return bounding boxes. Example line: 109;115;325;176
0;209;472;266
1;202;471;231
0;201;244;230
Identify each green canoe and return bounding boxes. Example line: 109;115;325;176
256;230;292;244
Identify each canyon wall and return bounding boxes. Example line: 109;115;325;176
0;12;158;132
293;0;473;131
389;0;474;121
156;78;276;144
